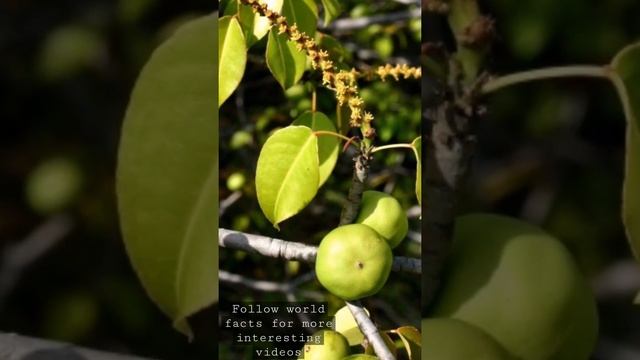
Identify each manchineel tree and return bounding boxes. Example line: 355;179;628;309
113;0;640;359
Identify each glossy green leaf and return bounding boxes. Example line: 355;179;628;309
117;15;217;338
412;137;422;206
395;326;422;360
266;29;306;89
611;43;640;262
219;16;246;107
255;126;320;228
293;111;339;187
320;0;342;26
223;0;283;46
282;0;318;37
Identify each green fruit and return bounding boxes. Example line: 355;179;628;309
334;305;367;346
432;214;598;360
226;172;246;191
355;191;408;248
316;224;392;300
303;330;350;360
421;318;513;360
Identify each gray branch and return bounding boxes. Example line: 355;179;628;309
346;301;396;360
218;229;421;274
322;8;421;32
0;333;153;360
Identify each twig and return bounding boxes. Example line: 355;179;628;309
218;229;421;274
0;332;152;360
346;301;396;360
219;191;242;217
219;270;323;300
322;8;421;32
0;214;73;307
339;152;371;225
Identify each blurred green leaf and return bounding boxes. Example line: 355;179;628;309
39;25;104;80
611;42;640;263
266;29;306;89
320;0;342;26
219;16;246;107
282;0;318;37
117;15;217;338
255;126;319;228
43;292;98;342
26;157;83;214
412;137;421;206
292;111;339;187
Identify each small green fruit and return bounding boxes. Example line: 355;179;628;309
355;191;408;248
431;214;598;360
316;224;392;300
303;330;350;360
421;318;513;360
334;305;368;346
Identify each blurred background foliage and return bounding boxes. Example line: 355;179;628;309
0;0;216;358
453;0;640;357
219;0;421;357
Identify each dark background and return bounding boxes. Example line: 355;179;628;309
0;0;216;359
467;0;640;358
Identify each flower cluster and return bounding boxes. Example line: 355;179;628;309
375;64;422;81
240;0;373;133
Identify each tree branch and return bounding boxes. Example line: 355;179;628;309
0;333;153;360
322;8;421;32
218;229;421;274
346;301;396;360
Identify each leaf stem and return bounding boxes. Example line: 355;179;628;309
482;65;610;94
371;143;414;153
314;130;356;143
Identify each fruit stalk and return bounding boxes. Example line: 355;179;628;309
339;150;371;225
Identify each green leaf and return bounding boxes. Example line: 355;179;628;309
395;326;422;360
266;29;306;89
282;0;318;37
219;16;246;107
223;0;283;46
635;291;640;305
411;137;422;206
293;111;339;187
117;15;217;338
256;126;320;228
611;43;640;262
320;0;341;26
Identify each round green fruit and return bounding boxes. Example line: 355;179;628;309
355;191;408;248
303;330;350;360
316;224;392;300
421;318;513;360
431;214;598;360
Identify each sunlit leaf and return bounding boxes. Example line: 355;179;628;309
320;0;342;26
293;111;339;187
282;0;318;37
223;0;283;46
334;305;367;346
395;326;422;360
266;29;306;89
611;42;640;262
255;126;320;228
412;137;422;206
117;15;217;338
219;16;246;107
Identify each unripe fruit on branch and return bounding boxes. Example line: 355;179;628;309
421;318;513;360
316;224;392;300
355;191;408;248
431;214;598;360
302;330;350;360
